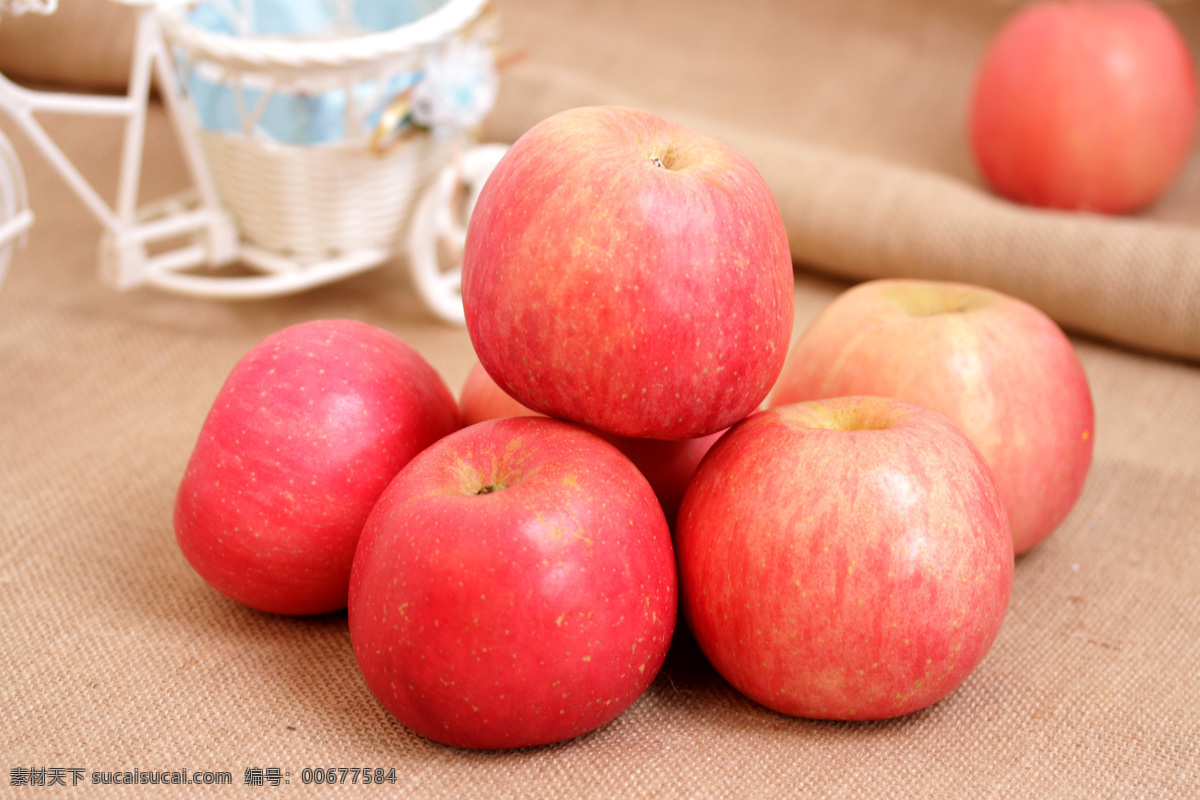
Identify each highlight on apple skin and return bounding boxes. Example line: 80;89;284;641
969;0;1199;213
675;396;1014;721
174;319;460;616
769;278;1094;556
348;416;679;750
461;104;795;441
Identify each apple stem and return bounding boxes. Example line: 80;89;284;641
650;156;665;168
476;484;500;495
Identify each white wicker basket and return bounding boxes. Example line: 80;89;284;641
157;0;497;272
196;126;457;261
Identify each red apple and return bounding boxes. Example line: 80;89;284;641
607;432;724;528
458;361;723;526
768;279;1094;556
458;359;542;426
675;396;1014;721
969;0;1199;213
174;319;460;616
461;105;794;441
348;416;678;749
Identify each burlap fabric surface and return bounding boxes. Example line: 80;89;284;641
2;1;1198;797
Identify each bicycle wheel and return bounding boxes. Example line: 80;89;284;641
405;143;507;325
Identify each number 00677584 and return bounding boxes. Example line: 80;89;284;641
300;767;397;785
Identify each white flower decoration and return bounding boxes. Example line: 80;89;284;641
410;39;499;138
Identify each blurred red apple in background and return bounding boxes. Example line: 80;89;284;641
348;417;677;749
769;279;1093;555
608;432;724;528
675;396;1013;721
458;359;542;426
458;361;723;526
969;0;1198;213
462;105;794;441
175;319;459;615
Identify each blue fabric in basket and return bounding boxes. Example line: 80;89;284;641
182;0;446;145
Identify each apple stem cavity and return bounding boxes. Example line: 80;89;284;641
780;397;900;433
475;483;502;495
887;286;990;318
650;156;666;169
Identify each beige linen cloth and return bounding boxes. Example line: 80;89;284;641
1;1;1198;797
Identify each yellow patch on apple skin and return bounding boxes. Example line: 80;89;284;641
1082;430;1090;441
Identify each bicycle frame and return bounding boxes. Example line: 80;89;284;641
0;0;500;319
0;0;237;290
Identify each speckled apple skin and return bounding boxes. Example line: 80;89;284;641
348;417;678;750
676;397;1014;721
461;105;794;441
174;319;460;616
769;279;1094;555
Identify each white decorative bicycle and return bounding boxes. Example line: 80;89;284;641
0;0;507;324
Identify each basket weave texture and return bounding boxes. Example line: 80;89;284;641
198;130;456;260
159;0;493;261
